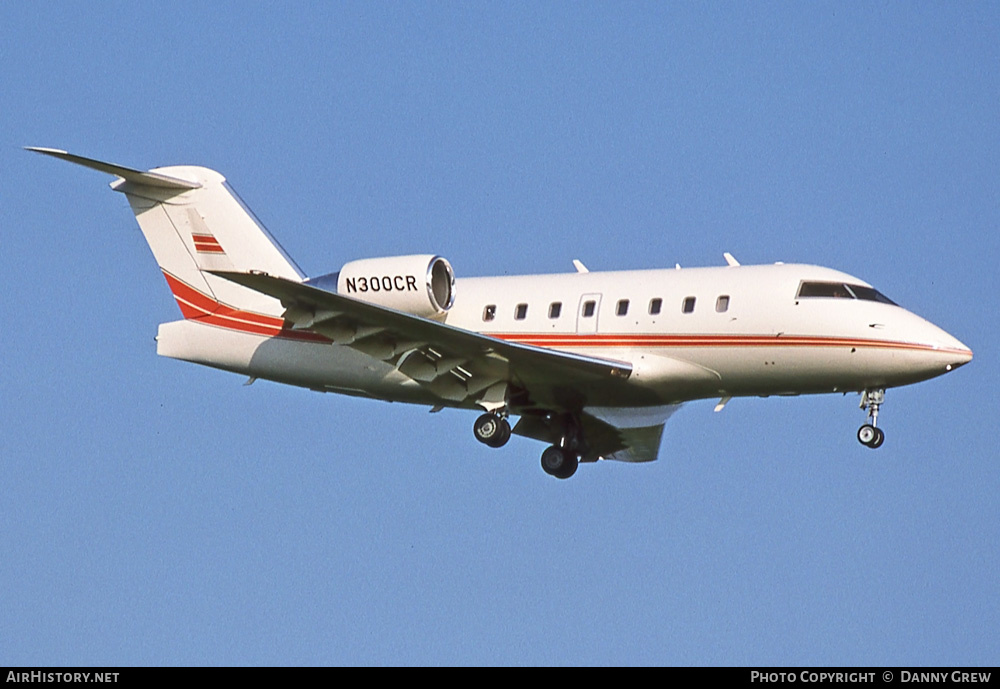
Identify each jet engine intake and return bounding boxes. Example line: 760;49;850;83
337;254;455;317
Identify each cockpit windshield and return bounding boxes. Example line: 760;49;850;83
797;281;897;306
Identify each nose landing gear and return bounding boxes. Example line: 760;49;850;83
858;389;886;449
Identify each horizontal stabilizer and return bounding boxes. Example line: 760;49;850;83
25;147;201;190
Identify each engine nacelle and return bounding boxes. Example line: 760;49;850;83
337;254;455;317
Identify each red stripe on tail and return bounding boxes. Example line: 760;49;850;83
160;271;329;343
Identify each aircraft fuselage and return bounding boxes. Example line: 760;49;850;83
157;262;971;410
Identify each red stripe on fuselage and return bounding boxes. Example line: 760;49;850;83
486;332;964;356
155;274;962;357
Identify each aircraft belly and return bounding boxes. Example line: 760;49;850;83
155;318;963;409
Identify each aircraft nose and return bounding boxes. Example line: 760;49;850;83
899;311;973;379
944;340;973;372
928;326;972;372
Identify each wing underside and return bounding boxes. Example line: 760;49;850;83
512;405;680;462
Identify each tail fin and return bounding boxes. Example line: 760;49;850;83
27;147;303;319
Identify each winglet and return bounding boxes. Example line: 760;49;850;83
723;252;740;267
572;259;589;273
25;147;201;190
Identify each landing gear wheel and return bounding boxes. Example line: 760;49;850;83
540;446;564;475
858;424;876;446
540;446;578;479
858;389;887;449
857;424;885;449
473;413;511;448
555;454;579;479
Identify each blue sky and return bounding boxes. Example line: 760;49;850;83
2;2;997;665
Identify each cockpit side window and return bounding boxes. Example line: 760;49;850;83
798;282;853;299
847;284;897;305
797;281;897;305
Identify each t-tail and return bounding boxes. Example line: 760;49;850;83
27;147;303;326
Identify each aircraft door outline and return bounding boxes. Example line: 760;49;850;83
577;293;602;334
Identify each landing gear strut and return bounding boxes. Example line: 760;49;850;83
473;412;511;448
538;414;583;479
857;389;886;449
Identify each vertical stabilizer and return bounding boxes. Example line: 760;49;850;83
28;148;303;320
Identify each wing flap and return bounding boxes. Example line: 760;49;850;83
601;424;667;462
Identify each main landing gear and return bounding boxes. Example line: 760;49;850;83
473;412;511;448
857;389;886;449
539;415;582;479
473;410;582;479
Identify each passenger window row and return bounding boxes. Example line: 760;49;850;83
482;295;731;322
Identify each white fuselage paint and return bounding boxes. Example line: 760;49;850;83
157;262;972;410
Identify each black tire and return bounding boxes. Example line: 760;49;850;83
554;452;578;479
488;418;511;448
857;424;877;447
474;413;508;447
871;427;885;449
541;446;577;479
540;446;567;476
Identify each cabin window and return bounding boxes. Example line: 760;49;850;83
649;298;662;315
548;302;562;319
616;299;629;316
582;300;596;317
515;303;528;320
716;295;730;313
682;296;696;314
483;305;496;322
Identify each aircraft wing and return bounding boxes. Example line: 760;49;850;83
210;270;637;413
587;419;668;462
512;405;680;462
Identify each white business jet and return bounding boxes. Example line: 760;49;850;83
29;147;972;479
